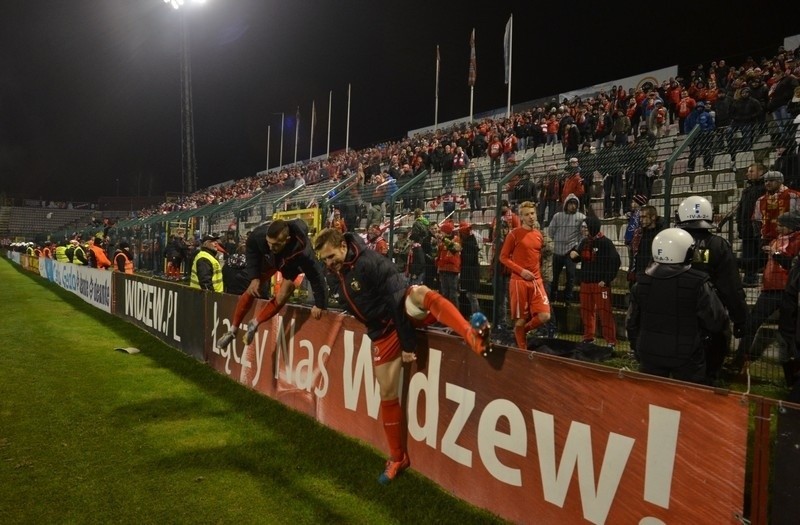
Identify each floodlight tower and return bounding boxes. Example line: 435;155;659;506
164;0;206;194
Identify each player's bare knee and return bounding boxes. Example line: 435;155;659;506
514;319;526;327
540;312;551;323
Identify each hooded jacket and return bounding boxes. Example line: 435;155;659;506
547;194;586;254
571;216;621;284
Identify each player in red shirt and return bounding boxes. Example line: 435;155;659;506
500;201;551;349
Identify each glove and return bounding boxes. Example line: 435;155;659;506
733;324;745;339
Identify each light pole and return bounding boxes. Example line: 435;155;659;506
163;0;207;194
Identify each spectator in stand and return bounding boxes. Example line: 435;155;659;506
737;163;768;286
626;228;729;383
562;157;586;213
677;89;696;134
452;146;469;190
538;164;562;227
489;201;520;328
729;86;763;166
327;208;347;233
502;130;518;166
685;101;716;172
487;134;503;180
754;171;800;244
406;226;427;286
612;109;631;146
594;107;613;151
545;114;559;154
769;68;800;137
713;88;733;153
367;224;389;256
598;138;623;218
164;234;187;280
562;122;581;160
392;227;411;274
441;144;455;189
548;194;585;304
627;97;642;140
734;210;800;368
464;162;484;211
774;143;800;190
627;204;666;284
500;201;551;350
113;241;134;274
459;220;481;315
41;241;53;259
650;100;668;138
568;216;621;351
666;80;682;126
436;221;461;307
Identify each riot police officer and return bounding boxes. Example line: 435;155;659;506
626;228;729;384
676;195;747;382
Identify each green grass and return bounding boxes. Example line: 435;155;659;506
0;258;505;524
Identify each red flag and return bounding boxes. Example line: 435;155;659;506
468;28;476;87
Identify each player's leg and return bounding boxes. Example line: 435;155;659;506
372;334;410;484
244;280;296;344
524;279;551;333
217;270;274;349
406;284;488;356
509;280;529;350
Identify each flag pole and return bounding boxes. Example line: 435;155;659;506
326;90;332;159
294;106;300;164
435;45;440;131
506;15;513;118
266;125;270;171
309;100;315;161
345;83;351;153
468;28;476;122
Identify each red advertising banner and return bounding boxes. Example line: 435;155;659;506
204;301;748;524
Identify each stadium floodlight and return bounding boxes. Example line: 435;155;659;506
162;0;208;194
164;0;207;10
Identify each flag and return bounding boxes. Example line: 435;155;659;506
435;45;441;98
503;15;512;84
468;28;476;87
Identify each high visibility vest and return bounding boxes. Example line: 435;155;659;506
73;245;86;265
190;250;223;292
114;251;134;274
55;246;69;262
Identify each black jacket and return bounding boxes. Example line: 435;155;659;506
325;233;417;351
685;229;747;326
245;220;327;309
627;264;729;367
736;179;766;239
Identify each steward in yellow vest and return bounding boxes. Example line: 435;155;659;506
190;234;223;292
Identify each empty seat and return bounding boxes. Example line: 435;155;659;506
693;174;713;191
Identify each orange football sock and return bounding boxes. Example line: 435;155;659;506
525;316;544;332
232;293;254;328
423;291;469;339
381;398;404;461
254;298;281;324
514;325;527;350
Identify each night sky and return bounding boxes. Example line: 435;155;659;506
1;1;798;203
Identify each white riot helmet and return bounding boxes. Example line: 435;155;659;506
652;228;695;264
676;195;714;229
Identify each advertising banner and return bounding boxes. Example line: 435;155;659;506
204;302;748;524
113;273;206;360
771;405;800;525
39;258;112;313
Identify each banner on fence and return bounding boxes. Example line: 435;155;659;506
38;258;112;313
113;273;206;360
204;301;748;524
